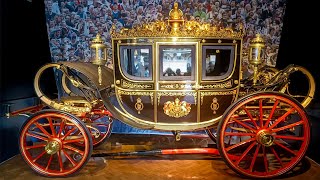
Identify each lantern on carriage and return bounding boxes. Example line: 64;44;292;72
249;34;265;85
90;34;107;85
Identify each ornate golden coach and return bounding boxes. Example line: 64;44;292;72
17;3;315;179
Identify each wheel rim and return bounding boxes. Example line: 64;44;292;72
20;112;92;177
218;94;310;178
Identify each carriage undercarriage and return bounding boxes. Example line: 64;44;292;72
12;3;316;179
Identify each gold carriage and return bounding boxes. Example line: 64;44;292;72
17;3;315;179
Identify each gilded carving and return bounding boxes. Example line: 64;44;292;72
200;90;236;105
160;84;193;89
122;80;152;89
210;97;219;114
157;91;197;105
201;80;232;89
111;20;244;39
163;98;191;118
135;98;144;114
117;89;154;105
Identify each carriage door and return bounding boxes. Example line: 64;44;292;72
156;42;199;124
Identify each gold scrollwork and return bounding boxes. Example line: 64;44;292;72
122;80;153;89
117;90;154;105
163;98;191;118
210;97;219;114
157;92;197;105
160;84;193;89
200;90;236;105
135;98;144;114
201;80;232;89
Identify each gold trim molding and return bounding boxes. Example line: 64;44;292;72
160;84;193;89
200;90;236;105
157;91;197;105
117;89;154;105
201;80;233;89
122;79;153;89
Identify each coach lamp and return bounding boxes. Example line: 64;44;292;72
249;34;265;85
90;34;107;85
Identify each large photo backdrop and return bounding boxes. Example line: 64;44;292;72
44;0;287;133
45;0;287;67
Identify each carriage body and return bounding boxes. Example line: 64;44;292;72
106;24;243;131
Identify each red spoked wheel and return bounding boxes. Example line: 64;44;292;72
19;110;93;177
217;91;310;179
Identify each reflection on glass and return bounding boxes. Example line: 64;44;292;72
162;47;192;76
123;48;151;78
205;49;230;76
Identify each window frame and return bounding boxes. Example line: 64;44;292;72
119;45;153;81
159;45;196;81
201;45;235;81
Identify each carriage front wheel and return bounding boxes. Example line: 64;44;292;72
217;91;310;178
19;110;93;177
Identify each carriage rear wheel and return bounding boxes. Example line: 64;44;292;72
217;92;310;178
19;110;93;177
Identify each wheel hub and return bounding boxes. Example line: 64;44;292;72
45;140;61;155
256;130;274;147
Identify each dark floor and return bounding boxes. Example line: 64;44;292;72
0;134;320;180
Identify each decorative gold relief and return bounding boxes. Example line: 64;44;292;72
122;80;152;89
163;98;191;118
117;89;154;105
160;84;192;89
135;98;144;114
200;90;236;105
201;80;232;89
110;3;244;39
157;92;197;105
59;98;92;114
210;97;219;114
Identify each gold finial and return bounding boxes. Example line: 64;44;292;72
92;33;103;44
169;2;184;20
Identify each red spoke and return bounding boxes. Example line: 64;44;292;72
32;150;46;162
249;144;261;172
45;155;53;171
235;142;256;166
57;151;64;172
272;120;304;133
48;117;57;138
26;144;46;150
63;137;85;144
268;108;295;130
259;99;263;128
228;123;235;145
34;122;52;138
26;132;48;141
225;138;255;152
243;107;259;129
63;145;84;155
274;141;297;156
57;120;66;138
274;135;304;141
262;146;268;172
62;149;77;167
225;132;255;136
263;100;279;128
270;147;284;167
61;126;77;140
232;118;256;132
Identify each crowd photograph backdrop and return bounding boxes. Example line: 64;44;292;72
44;0;287;68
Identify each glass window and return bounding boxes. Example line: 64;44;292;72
202;46;234;80
160;45;195;81
120;46;152;80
